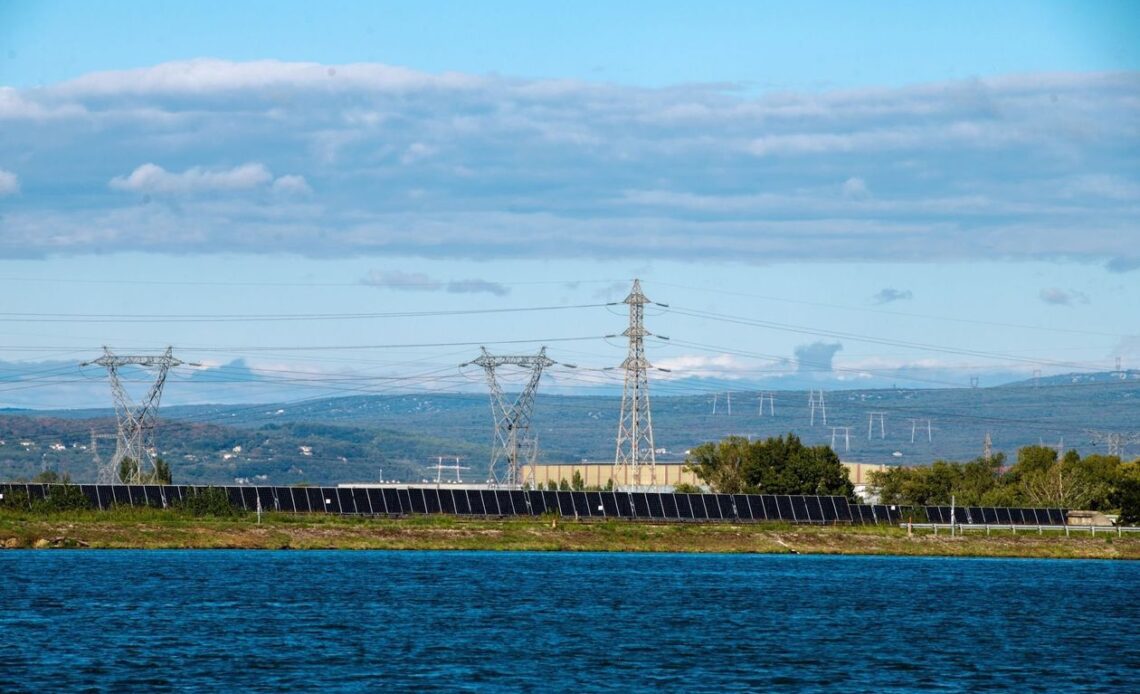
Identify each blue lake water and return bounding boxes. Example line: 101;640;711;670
1;551;1137;691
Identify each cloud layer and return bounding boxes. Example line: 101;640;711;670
362;269;510;296
2;60;1138;264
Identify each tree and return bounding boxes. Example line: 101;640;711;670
672;482;703;494
571;470;585;491
118;456;173;484
686;433;854;498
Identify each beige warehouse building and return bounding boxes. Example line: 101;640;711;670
522;461;887;490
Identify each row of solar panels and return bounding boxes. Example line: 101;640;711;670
1;484;1068;526
4;483;906;524
925;505;1068;526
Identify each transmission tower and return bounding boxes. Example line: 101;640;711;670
909;418;932;443
757;392;775;416
808;389;827;426
983;432;993;461
1086;430;1140;458
81;346;187;484
829;426;852;453
464;346;555;487
867;411;886;439
614;279;660;490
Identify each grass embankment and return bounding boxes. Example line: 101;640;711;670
2;508;1138;558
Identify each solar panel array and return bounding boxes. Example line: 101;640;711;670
0;483;1066;526
925;505;1068;526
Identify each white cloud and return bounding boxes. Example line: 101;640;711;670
0;169;19;196
1;61;1136;263
271;174;313;195
841;176;869;198
109;163;273;194
361;270;509;296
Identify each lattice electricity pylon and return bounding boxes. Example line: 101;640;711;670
462;347;555;487
81;346;186;484
614;279;664;490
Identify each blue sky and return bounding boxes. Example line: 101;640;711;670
0;0;1138;408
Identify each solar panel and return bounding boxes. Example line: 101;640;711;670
494;490;515;516
1030;508;1048;525
565;491;587;517
508;490;527;515
542;491;559;515
359;488;380;514
733;494;753;521
599;492;620;518
615;492;634;518
1049;508;1066;525
670;494;691;520
588;490;606;517
344;488;366;514
26;484;47;500
884;505;902;524
789;496;811;522
493;490;511;515
802;494;820;521
770;495;791;521
289;488;309;513
323;487;344;513
331;487;353;514
453;489;473;515
528;490;547;515
406;488;426;514
629;492;649;518
716;494;736;520
992;507;1010;524
925;506;942;523
469;487;492;515
819;497;838;522
649;492;669;519
255;487;277;513
686;494;706;520
79;484;101;510
745;495;764;521
434;488;454;514
377;488;397;514
237;487;256;511
556;491;575;517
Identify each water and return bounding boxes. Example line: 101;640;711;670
1;551;1137;692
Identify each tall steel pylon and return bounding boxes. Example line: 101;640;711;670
463;347;554;487
81;346;185;484
614;279;660;490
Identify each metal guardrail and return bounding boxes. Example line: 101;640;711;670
905;523;1140;536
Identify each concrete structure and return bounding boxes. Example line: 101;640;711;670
523;462;699;490
522;461;887;493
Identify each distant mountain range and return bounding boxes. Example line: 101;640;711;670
2;372;1138;485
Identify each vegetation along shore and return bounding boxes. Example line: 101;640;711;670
2;507;1138;559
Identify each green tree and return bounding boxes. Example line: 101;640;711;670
571;470;585;491
672;482;703;494
686;433;854;498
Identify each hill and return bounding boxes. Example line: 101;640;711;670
2;375;1138;485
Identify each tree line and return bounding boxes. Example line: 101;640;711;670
684;435;1140;524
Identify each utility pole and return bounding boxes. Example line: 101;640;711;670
614;279;662;490
757;392;774;416
830;426;852;453
868;412;886;440
1086;430;1140;458
81;346;191;484
909;418;932;443
808;389;827;426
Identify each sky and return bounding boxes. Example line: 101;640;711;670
0;0;1138;409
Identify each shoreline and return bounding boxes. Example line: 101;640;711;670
2;514;1138;559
